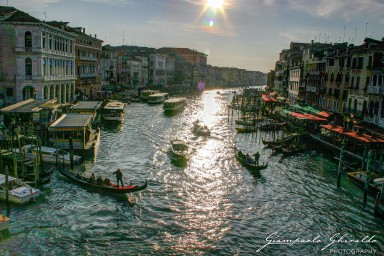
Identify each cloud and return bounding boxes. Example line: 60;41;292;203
285;0;384;20
279;28;318;43
8;0;62;11
80;0;133;6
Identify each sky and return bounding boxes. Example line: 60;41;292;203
3;0;384;73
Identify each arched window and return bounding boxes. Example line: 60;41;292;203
362;100;368;114
353;99;358;113
379;75;383;86
369;101;374;115
373;75;377;86
374;102;379;115
25;31;32;48
348;98;352;111
25;58;32;77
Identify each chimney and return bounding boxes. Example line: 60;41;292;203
94;34;97;38
83;28;85;34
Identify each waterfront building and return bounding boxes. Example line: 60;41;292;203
0;7;76;105
117;54;143;87
288;59;303;104
100;44;118;91
149;53;167;87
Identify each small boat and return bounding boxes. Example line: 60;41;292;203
347;171;384;195
236;150;268;171
57;167;148;194
0;215;10;232
163;97;187;113
0;174;41;204
235;126;256;133
148;93;169;104
102;101;125;122
14;144;81;165
192;120;210;136
170;139;191;160
262;133;299;147
259;122;286;131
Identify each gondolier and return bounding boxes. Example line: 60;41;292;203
113;168;124;188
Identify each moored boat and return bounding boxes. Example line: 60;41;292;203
163;97;187;113
0;174;41;204
103;101;125;122
141;90;159;101
57;167;148;194
347;171;384;195
14;144;81;165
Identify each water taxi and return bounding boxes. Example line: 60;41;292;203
141;90;159;101
0;174;41;204
102;101;125;122
148;93;169;104
14;144;81;165
170;139;191;160
163;97;187;113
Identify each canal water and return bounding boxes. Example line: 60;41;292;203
0;89;383;255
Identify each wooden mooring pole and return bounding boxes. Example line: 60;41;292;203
337;138;346;187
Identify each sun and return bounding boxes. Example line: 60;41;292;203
207;0;224;9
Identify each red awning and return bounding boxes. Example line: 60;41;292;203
290;112;327;121
320;124;384;143
317;111;332;118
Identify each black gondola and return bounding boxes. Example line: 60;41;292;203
236;150;268;171
57;167;147;194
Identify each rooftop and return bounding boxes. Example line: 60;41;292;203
49;114;92;130
71;101;103;111
0;99;58;113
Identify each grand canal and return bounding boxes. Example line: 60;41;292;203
0;89;383;255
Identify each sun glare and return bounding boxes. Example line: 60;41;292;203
207;0;224;9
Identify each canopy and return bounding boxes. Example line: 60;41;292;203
320;124;384;144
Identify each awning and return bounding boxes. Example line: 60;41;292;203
290;112;327;121
320;124;384;143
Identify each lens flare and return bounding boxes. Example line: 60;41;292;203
209;20;214;27
198;81;206;91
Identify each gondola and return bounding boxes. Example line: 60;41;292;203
235;126;256;133
347;171;383;195
236;150;268;171
57;167;147;194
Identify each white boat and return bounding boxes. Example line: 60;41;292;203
163;97;187;112
0;174;41;204
148;93;169;104
170;139;191;160
14;144;81;165
0;215;10;231
103;101;125;122
192;120;210;136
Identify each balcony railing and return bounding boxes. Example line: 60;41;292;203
80;73;97;78
367;85;381;95
306;86;317;93
79;56;97;61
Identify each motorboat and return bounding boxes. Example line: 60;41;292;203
192;120;210;136
0;215;10;232
170;139;191;160
0;174;41;204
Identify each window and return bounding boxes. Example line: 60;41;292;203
6;88;13;97
25;58;32;76
42;32;46;48
25;31;32;48
49;34;52;49
351;76;355;88
356;76;360;88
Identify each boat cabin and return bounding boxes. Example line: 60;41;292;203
148;93;169;104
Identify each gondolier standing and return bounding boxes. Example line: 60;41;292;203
254;152;260;165
113;168;124;188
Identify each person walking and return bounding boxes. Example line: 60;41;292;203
113;168;124;188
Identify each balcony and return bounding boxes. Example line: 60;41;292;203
306;86;317;93
16;75;43;81
79;56;97;61
80;73;97;78
367;85;380;95
15;47;42;53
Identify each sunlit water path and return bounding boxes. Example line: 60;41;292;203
0;89;383;255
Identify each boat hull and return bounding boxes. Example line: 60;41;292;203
57;167;147;194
